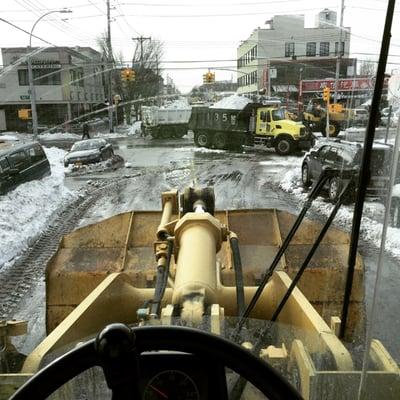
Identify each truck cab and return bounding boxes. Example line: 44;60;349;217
254;107;310;155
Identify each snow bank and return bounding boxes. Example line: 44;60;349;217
279;168;400;259
210;94;252;110
0;133;20;142
39;132;80;140
0;147;76;266
128;121;142;136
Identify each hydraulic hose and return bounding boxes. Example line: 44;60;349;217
229;233;245;318
150;239;174;317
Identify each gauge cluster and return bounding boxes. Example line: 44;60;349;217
138;352;228;400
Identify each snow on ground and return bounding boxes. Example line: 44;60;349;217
39;131;81;140
0;146;76;267
65;155;125;176
128;121;142;136
279;167;400;259
210;94;252;110
174;147;226;154
0;133;20;142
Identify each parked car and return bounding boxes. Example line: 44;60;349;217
64;138;114;167
0;142;51;195
301;139;396;204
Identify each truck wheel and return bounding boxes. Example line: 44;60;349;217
161;128;170;139
195;132;210;147
275;136;294;155
301;163;312;187
213;132;227;149
328;177;343;203
329;122;340;137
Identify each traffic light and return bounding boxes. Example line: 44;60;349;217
203;71;215;84
323;87;330;102
121;68;135;82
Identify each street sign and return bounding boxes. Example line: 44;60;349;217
20;95;30;100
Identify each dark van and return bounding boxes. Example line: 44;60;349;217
0;142;51;195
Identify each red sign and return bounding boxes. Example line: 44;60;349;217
301;78;389;93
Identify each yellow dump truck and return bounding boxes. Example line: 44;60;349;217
1;186;399;400
189;104;311;155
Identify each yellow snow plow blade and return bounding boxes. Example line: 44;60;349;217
46;208;364;338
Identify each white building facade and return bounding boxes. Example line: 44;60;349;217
0;46;105;131
237;10;351;96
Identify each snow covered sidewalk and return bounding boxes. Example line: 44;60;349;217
0;147;76;267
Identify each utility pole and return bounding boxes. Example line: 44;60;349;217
132;36;151;65
334;0;345;103
106;0;114;132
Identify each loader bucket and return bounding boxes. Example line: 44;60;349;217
46;209;364;339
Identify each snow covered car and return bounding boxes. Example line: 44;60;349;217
0;142;50;195
301;139;395;203
64;138;114;167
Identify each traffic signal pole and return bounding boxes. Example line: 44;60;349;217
106;0;114;133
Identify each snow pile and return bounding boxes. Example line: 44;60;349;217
0;133;20;142
163;98;191;109
279;167;306;195
0;147;76;266
128;121;142;136
39;132;80;140
210;94;252;110
65;155;125;176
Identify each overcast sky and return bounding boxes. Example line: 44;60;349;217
0;0;399;93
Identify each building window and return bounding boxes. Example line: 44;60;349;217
285;42;295;57
18;68;61;86
18;70;29;86
306;42;316;57
335;41;345;56
320;42;330;56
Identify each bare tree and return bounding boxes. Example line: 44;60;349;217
359;59;377;76
96;34;164;124
127;39;164;122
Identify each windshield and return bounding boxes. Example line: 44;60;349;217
71;140;104;151
0;1;400;400
271;109;286;121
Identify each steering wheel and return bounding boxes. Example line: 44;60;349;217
11;324;302;400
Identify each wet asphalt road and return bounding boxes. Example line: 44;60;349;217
11;133;400;363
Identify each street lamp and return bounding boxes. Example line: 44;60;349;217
27;8;72;138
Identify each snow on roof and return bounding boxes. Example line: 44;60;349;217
163;98;191;109
210;94;252;110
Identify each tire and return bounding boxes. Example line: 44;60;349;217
301;163;312;187
195;132;210;148
328;177;343;203
275;136;294;156
213;132;228;149
161;128;170;139
390;197;400;228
